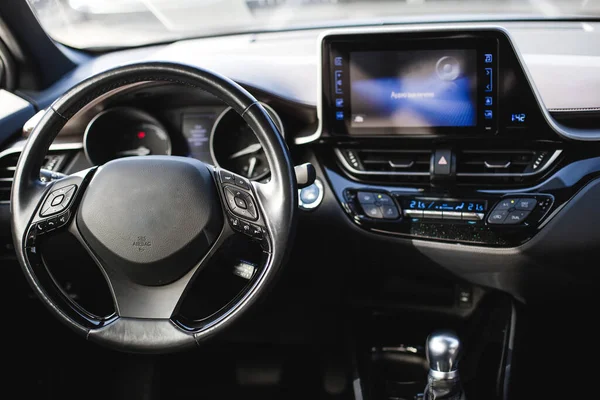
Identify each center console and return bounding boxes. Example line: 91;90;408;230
305;26;600;400
312;27;597;247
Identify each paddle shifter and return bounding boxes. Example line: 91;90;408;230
424;331;465;400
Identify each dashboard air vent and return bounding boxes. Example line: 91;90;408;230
0;149;71;203
0;151;19;202
335;148;431;182
456;150;562;182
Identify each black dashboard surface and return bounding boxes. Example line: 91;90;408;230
21;21;600;113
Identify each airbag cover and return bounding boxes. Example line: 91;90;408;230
77;156;223;286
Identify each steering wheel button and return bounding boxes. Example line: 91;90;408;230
488;210;508;224
220;170;235;184
45;218;58;231
233;206;258;221
40;205;61;217
234;196;248;209
240;221;252;235
231;192;258;220
36;222;46;233
40;185;77;217
62;185;76;201
51;194;65;206
504;210;530;224
228;215;242;231
515;198;537;211
26;229;37;246
56;212;70;227
224;187;239;210
246;207;258;220
250;224;263;239
234;176;250;190
51;184;75;197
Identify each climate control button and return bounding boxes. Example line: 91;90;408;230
358;191;400;220
515;198;537;211
494;199;517;211
362;204;383;219
504;210;530;224
357;192;376;204
488;210;508;224
381;204;399;219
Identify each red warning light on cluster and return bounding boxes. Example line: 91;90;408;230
137;131;146;139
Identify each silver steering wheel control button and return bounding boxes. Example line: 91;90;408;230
223;185;258;221
39;185;77;217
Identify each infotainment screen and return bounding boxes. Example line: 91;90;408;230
324;34;499;136
349;50;478;128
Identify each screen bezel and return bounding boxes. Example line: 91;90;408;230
323;34;499;137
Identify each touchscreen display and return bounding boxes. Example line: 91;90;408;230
349;49;477;128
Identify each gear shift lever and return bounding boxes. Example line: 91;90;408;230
424;331;465;400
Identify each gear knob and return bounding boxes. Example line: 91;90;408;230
426;331;461;375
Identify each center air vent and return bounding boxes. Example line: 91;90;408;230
456;150;562;179
336;148;431;177
335;147;562;186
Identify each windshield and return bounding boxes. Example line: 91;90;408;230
28;0;600;50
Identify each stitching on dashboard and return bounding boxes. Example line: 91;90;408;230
549;107;600;112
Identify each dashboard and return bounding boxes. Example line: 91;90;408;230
2;21;600;303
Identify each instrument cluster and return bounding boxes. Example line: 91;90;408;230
83;103;284;182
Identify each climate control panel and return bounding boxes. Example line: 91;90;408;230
343;189;554;246
402;198;486;222
487;196;552;225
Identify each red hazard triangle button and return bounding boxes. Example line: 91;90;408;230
433;150;452;177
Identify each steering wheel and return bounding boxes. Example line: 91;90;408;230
10;62;297;353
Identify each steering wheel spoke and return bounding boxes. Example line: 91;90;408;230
24;167;96;253
20;167;109;330
215;167;273;253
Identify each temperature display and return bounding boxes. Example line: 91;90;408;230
404;199;486;212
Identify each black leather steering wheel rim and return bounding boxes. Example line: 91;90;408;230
11;62;297;353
